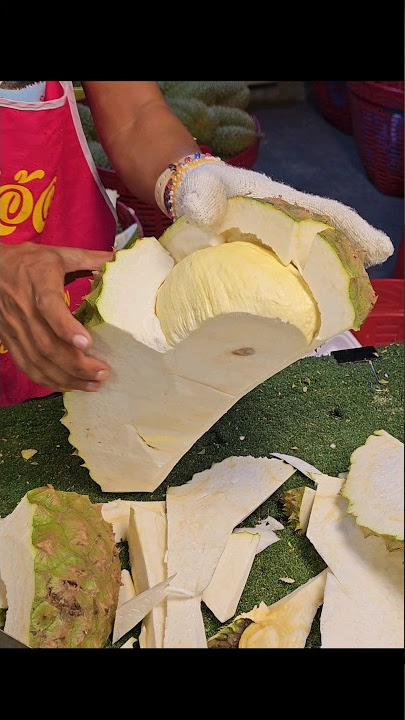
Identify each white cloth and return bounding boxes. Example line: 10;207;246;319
175;161;394;268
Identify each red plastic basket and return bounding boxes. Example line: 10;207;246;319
312;81;353;134
351;279;404;346
348;82;404;196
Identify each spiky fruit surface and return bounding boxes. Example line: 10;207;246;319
165;97;218;145
281;486;316;533
88;140;110;169
207;617;253;648
0;486;121;648
341;430;404;550
162;80;250;109
210;125;257;157
211;105;256;130
77;103;98;141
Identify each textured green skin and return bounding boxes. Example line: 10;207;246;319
1;345;402;647
211;105;256;131
255;197;376;329
281;487;306;531
165;97;218;146
77;103;98;142
207;617;253;648
162;81;250;110
88;140;110;169
27;487;121;648
210;125;257;158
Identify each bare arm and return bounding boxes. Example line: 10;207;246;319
82;81;199;204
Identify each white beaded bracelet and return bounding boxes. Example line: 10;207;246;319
154;152;221;220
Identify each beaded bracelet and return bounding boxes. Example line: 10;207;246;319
155;152;221;220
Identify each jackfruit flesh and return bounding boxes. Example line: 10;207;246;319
155;241;320;347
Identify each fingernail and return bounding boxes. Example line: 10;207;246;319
86;382;101;392
73;334;90;350
95;369;110;381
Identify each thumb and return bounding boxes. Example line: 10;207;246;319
55;246;114;274
176;171;228;229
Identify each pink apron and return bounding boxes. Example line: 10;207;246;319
0;81;117;406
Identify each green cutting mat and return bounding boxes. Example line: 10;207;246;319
1;343;403;648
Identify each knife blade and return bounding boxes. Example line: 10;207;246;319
0;629;30;649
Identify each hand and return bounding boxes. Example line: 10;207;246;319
0;242;113;392
174;161;394;267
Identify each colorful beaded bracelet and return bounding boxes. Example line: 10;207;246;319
155;152;221;220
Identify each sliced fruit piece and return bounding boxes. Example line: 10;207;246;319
0;486;121;648
62;197;375;493
281;486;316;533
118;569;136;608
164;455;294;647
156;241;319;346
158;196;331;266
202;531;260;623
164;595;207;649
127;502;167;649
306;473;404;648
341;430;404;550
112;575;175;644
234;515;284;553
238;569;328;648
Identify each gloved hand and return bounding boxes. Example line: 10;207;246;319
173;160;394;268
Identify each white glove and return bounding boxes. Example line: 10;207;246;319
174;161;394;268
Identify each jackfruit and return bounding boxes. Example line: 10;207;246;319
88;140;110;169
306;472;404;648
341;430;404;550
0;486;121;648
209;125;257;158
62;198;376;493
211;105;256;130
165;96;218;145
77;102;98;141
163;81;250;109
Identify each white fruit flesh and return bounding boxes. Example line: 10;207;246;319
0;497;35;645
164;595;207;649
158;196;331;266
299;487;317;533
118;570;136;608
238;569;328;648
202;531;260;623
63;197;374;493
101;499;139;542
127;502;167;649
234;515;284;553
163;456;294;647
156;242;319;346
342;430;404;544
301;233;355;342
307;473;404;648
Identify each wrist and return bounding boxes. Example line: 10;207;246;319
155;152;222;220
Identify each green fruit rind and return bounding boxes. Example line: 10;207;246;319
281;486;306;531
27;486;121;648
256;198;376;329
340;430;404;551
207;617;253;648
